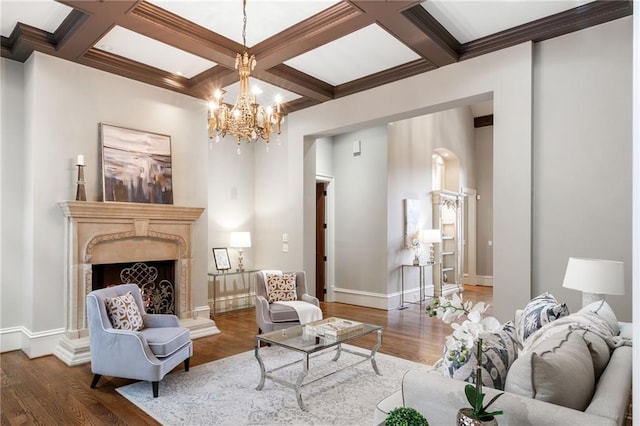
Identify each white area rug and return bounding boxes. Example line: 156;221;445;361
117;344;432;425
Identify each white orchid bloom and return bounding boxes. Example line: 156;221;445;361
469;301;488;316
445;335;463;350
467;309;501;334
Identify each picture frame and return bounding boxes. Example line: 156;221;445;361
212;248;231;271
100;123;173;204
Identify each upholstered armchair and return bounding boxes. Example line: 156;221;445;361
255;270;322;333
86;284;192;397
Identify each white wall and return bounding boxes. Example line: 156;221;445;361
532;18;633;321
207;138;256;272
475;126;493;277
315;137;333;178
1;59;25;338
632;0;639;415
332;126;388;298
0;53;210;354
290;42;532;321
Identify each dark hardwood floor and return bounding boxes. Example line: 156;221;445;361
0;285;492;425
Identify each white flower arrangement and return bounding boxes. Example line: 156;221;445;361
408;233;422;264
425;293;501;368
426;293;505;421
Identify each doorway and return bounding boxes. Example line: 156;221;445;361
315;181;326;301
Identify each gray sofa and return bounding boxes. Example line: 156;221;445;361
374;309;632;425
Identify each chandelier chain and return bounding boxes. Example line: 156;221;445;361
242;0;247;49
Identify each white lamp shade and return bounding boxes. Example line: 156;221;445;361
421;229;442;243
229;231;251;248
562;257;625;296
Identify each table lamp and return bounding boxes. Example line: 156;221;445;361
561;257;624;307
229;231;251;271
421;229;442;265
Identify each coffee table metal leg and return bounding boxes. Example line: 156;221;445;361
255;337;266;390
295;353;309;410
332;343;342;361
370;329;382;375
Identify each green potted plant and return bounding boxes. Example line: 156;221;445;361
385;406;429;426
456;339;504;425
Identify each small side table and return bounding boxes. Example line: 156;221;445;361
399;263;433;310
209;269;258;315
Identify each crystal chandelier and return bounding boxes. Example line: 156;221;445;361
208;0;283;150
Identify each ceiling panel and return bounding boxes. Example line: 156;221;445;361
284;24;421;86
96;26;217;78
0;0;72;37
421;0;595;43
1;0;630;114
148;0;339;47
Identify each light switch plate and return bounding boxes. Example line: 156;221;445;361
282;243;289;253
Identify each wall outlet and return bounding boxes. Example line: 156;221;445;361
282;243;289;253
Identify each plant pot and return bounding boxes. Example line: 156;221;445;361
456;408;498;426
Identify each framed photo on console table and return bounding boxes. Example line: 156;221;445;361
213;248;231;271
100;123;173;204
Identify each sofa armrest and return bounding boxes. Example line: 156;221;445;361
301;293;320;307
402;370;618;426
255;295;272;324
585;345;632;424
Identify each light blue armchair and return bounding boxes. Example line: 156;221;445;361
86;284;192;397
255;270;321;333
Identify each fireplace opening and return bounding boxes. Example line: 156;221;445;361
92;260;176;314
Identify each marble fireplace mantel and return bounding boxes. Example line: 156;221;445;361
55;201;219;366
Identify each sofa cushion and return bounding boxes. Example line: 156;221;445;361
140;327;191;358
517;292;569;342
577;329;611;380
268;302;300;322
443;321;520;390
578;300;619;336
104;291;144;331
266;273;297;303
504;330;595;411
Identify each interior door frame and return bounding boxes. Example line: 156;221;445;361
316;175;335;302
462;187;477;286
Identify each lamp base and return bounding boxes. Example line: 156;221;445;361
237;248;244;272
581;292;604;308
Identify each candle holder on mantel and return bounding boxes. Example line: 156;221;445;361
75;162;86;201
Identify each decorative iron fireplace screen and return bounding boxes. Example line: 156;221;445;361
92;261;175;314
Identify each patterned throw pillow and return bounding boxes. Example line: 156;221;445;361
265;273;297;303
518;292;569;342
443;321;520;390
104;291;144;331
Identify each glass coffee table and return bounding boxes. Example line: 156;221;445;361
254;321;383;410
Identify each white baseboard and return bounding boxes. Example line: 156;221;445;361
333;285;435;311
476;275;494;286
1;326;25;353
1;326;65;358
463;274;494;286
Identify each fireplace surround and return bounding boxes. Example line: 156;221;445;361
55;201;219;366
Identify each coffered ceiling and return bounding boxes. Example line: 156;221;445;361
1;1;632;115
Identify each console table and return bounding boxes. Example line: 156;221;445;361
208;269;258;315
399;263;433;309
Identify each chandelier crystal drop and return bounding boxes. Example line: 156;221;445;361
208;0;283;146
